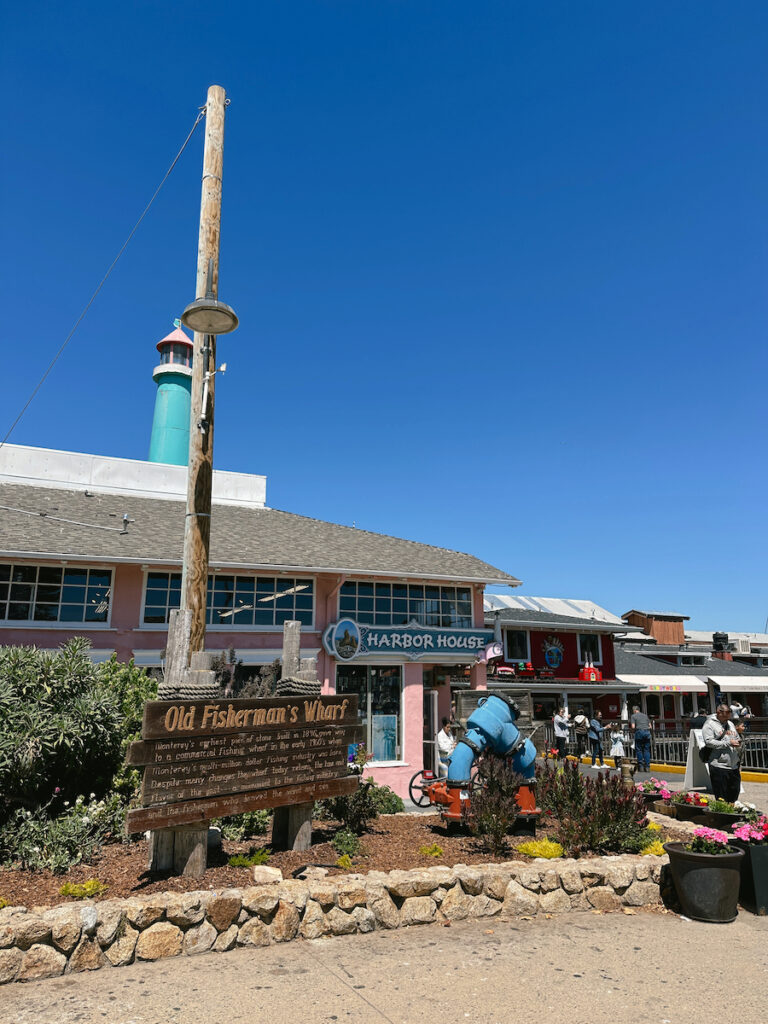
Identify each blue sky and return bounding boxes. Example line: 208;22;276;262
2;2;766;631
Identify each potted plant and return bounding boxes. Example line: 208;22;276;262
635;777;672;812
664;827;745;923
671;791;709;822
699;799;748;831
730;817;768;916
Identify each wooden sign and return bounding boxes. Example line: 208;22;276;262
125;696;362;835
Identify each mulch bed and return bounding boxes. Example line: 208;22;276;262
0;813;690;912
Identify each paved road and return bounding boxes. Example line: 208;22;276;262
2;910;765;1024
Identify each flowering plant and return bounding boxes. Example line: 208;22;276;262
687;826;732;855
347;743;373;775
672;791;709;807
635;777;672;799
731;817;768;845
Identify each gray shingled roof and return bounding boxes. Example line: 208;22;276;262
0;483;519;584
485;608;644;633
614;646;768;677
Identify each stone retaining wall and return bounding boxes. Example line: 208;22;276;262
0;855;667;985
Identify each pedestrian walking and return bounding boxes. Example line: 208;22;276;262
702;704;742;802
588;711;605;767
553;706;570;760
630;705;652;773
572;707;589;758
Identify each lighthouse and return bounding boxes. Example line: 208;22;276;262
148;325;194;465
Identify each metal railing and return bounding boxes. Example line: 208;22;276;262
539;719;768;770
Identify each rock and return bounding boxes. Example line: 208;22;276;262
79;903;98;937
367;889;400;930
43;907;82;955
432;887;448;906
514;866;542;893
183;920;218;955
237;918;270;947
0;907;25;923
353;906;376;933
455;866;485;896
277;880;309;910
578;860;606;887
299;900;329;939
252;866;283;885
468;895;502;918
603;859;636;893
242;886;280;917
484;870;513;900
649;858;667;884
207;891;242;932
213;925;238;952
336;880;367;910
95;903;124;947
569;892;591;911
386;870;437;899
587;886;622;912
17;944;66;982
634;860;651;881
400;897;436;926
426;866;456;888
0;948;23;985
539;868;560;893
558;865;584;895
270;902;300;943
0;926;13;949
622;881;661;907
539;889;571;914
439;887;475;921
124;897;165;930
326;907;358;936
104;924;138;968
66;937;106;973
9;913;51;950
165;892;209;928
135;923;183;961
298;867;328;880
503;879;539;917
307;881;337;908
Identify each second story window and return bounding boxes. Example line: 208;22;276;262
339;582;473;628
0;564;112;623
143;572;314;627
504;629;530;661
577;633;603;665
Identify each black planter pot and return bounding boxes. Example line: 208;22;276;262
673;803;710;822
730;840;768;916
700;810;747;831
664;842;745;923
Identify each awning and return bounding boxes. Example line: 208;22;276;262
708;676;768;693
616;674;708;693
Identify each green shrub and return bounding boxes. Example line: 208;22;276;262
0;793;126;873
59;878;108;900
335;854;353;870
419;843;443;858
641;840;666;856
538;760;649;857
0;897;6;910
228;847;271;867
213;810;271;841
465;755;524;855
517;838;564;859
332;828;360;857
320;779;379;834
368;784;404;815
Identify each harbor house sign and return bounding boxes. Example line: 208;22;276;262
323;618;494;662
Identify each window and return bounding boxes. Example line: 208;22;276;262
679;655;707;666
336;664;402;761
504;629;530;662
339;581;473;627
143;572;314;627
577;633;603;665
0;563;112;624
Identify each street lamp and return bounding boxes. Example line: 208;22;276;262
180;258;239;335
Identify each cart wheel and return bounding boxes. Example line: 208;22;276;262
408;770;432;808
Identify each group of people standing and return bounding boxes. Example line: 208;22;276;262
552;705;653;771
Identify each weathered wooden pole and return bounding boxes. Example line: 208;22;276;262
181;83;227;653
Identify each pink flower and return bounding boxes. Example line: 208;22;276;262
693;826;729;845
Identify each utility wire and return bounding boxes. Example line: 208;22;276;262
0;106;207;450
0;503;133;534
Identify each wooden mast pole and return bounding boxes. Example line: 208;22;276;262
180;84;227;653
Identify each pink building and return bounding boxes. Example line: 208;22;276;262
0;443;519;798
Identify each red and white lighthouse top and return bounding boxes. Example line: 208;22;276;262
155;326;193;370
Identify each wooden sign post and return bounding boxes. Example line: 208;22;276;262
126;695;361;874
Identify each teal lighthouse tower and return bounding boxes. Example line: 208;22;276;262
148;325;194;465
